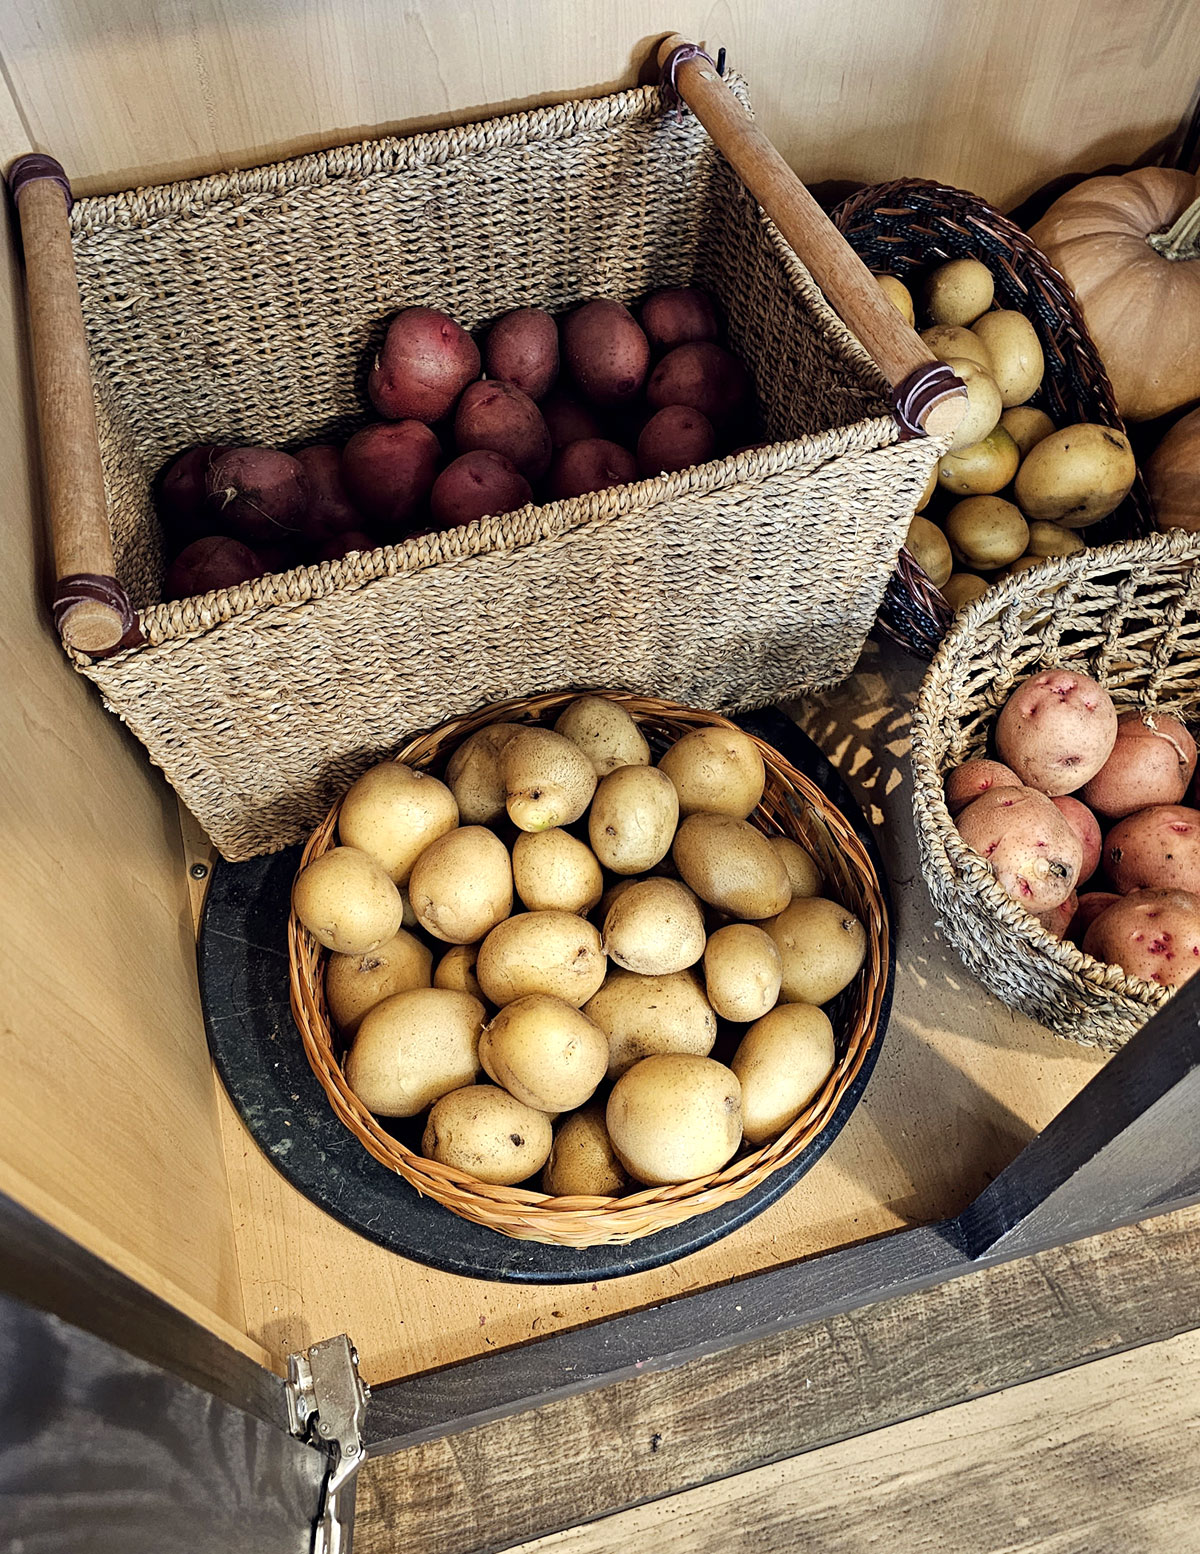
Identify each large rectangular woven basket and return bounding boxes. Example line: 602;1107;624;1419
49;76;935;859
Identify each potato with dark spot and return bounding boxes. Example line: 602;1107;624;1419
342;421;441;534
1080;711;1198;819
646;342;749;422
539;389;605;449
205;447;308;545
1082;889;1200;987
547;438;637;500
561;299;650;408
1105;805;1200;895
955;786;1082;912
430;451;532;527
454;379;552;481
639;287;720;351
943;758;1023;816
368;306;481;423
483;307;559;400
636;405;716;478
422;1085;553;1184
296;445;362;540
1050;795;1102;883
995;669;1118;795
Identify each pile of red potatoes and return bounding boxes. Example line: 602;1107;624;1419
946;668;1200;988
156;287;761;601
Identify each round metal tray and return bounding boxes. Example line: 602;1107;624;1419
199;707;894;1284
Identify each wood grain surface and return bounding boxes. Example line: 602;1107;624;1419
0;190;251;1355
503;1324;1200;1554
0;2;1195;209
353;1201;1200;1554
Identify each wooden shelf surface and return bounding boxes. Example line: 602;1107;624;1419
193;638;1107;1386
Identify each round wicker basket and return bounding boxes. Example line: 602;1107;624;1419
832;178;1155;660
911;530;1200;1053
289;690;890;1246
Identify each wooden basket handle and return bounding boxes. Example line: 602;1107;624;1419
8;154;140;657
657;36;968;442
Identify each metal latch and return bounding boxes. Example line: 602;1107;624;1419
287;1334;371;1554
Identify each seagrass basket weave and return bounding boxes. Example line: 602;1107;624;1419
288;690;890;1246
911;530;1200;1053
833;179;1155;659
33;77;937;861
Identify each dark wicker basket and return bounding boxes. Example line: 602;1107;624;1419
832;178;1155;659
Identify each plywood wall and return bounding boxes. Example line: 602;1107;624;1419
0;0;1194;209
0;69;254;1354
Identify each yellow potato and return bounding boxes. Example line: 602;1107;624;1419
345;988;483;1117
936;426;1020;496
658;726;766;820
602;877;706;976
942;358;1004;453
605;1054;742;1185
905;515;953;588
942;572;990;610
971;311;1044;407
325;929;433;1035
584;967;717;1081
433;943;485;1001
445;722;523;824
922;258;994;327
1000;406;1056;460
422;1085;553;1185
476;911;606;1007
1013;424;1137;528
876;273;915;326
502;727;597;831
731;1002;836;1144
1026;521;1085;559
673;813;792;920
944;495;1029;570
478;994;608;1112
588;765;679;875
1003;554;1047;576
337;761;458;884
920;324;993;372
703;923;783;1023
512;828;603;915
769;836;822;898
766;897;867;1005
541;1106;628;1197
292;846;404;955
408;825;513;944
916;462;939;512
552;695;650;777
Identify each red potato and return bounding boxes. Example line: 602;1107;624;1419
205;447;308;545
341;421;441;534
1104;805;1200;895
454;380;552;481
430;450;532;527
1050;795;1102;883
296;444;362;540
1082;888;1200;987
943;758;1023;816
314;530;376;562
539;389;605;449
1036;891;1078;940
483;308;559;400
165;536;265;599
639;287;720;351
1068;891;1121;945
646;341;749;423
156;443;230;550
546;438;637;500
1079;710;1198;819
994;668;1118;796
254;542;300;573
636;405;716;478
955;785;1082;913
561;300;650;409
368;306;481;423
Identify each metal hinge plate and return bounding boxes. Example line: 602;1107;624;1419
287;1334;371;1554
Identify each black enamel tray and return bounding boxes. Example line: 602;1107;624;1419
199;707;894;1284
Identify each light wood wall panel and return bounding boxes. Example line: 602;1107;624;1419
0;64;253;1356
0;1;1195;208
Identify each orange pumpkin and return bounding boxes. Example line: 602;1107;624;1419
1031;168;1200;422
1148;407;1200;532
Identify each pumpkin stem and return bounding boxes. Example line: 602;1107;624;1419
1147;193;1200;261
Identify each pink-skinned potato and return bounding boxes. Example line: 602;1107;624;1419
368;306;481;423
995;668;1118;795
1079;711;1197;819
296;445;362;540
165;536;265;600
205;447;308;545
547;438;637;500
540;388;604;449
1036;891;1078;940
1068;891;1120;946
454;380;552;481
483;308;559;400
561;300;650;409
639;287;720;351
1050;795;1102;883
955;785;1082;912
646;341;749;422
1082;888;1200;987
636;405;716;478
430;450;532;527
943;758;1022;816
1104;805;1200;895
341;421;441;535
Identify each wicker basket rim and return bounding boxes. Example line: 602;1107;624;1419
287;689;892;1246
912;529;1200;1008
